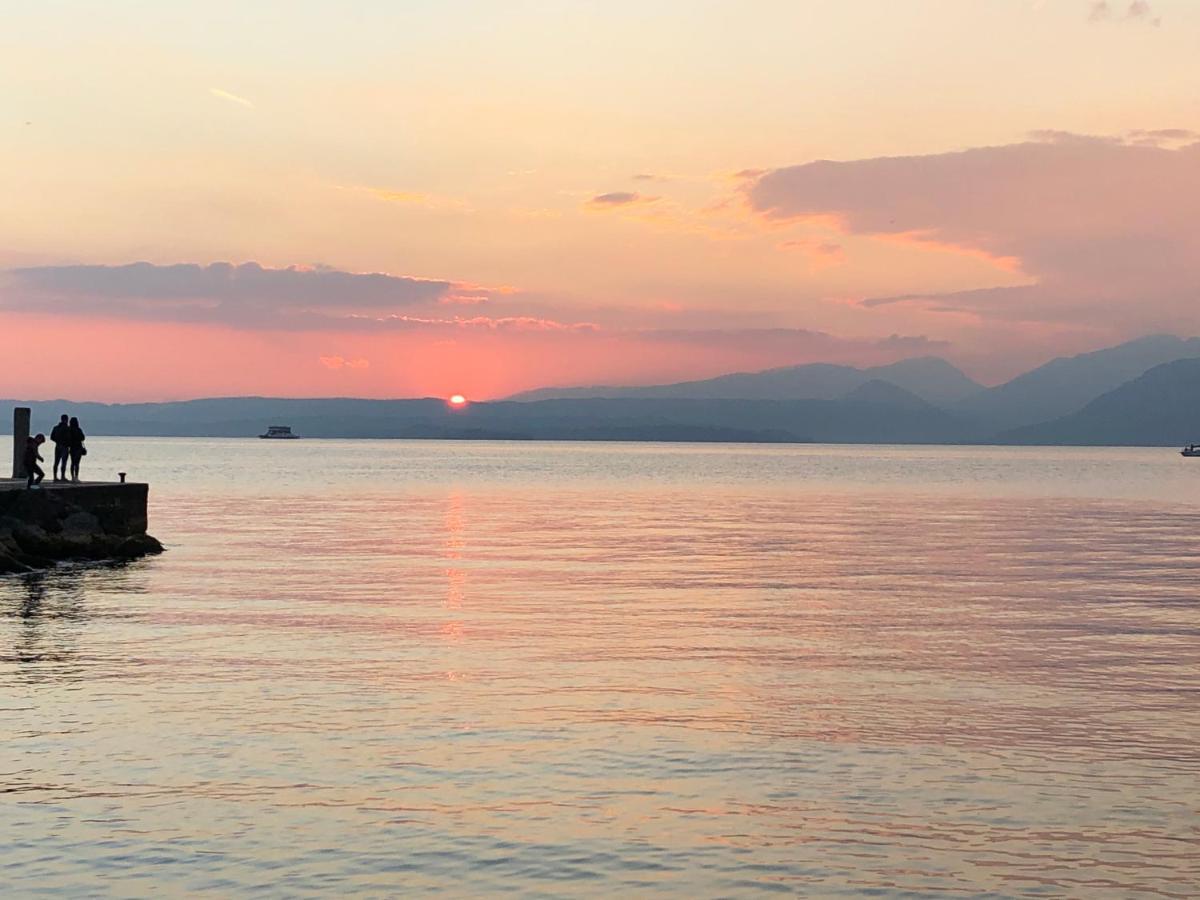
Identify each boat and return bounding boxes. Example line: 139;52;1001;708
1182;444;1200;457
259;425;300;439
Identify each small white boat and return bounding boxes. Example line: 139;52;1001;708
259;425;299;440
1182;445;1200;457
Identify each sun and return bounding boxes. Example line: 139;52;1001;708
448;394;468;408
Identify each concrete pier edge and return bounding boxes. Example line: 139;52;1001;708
3;408;164;573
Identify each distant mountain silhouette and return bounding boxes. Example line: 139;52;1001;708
2;394;981;444
841;379;935;411
496;397;978;444
999;358;1200;446
509;357;983;406
958;335;1200;430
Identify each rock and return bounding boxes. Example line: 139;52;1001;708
113;534;165;559
11;523;54;555
61;511;101;534
0;551;33;574
0;529;22;557
57;531;111;559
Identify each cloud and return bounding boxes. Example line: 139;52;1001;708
368;314;600;333
319;356;370;370
580;189;756;242
5;261;455;328
1126;128;1197;146
1124;1;1161;24
777;238;846;270
857;293;928;309
586;191;658;209
1;261;633;338
1087;1;1161;25
1026;129;1118;146
11;261;449;306
209;87;254;108
746;131;1200;331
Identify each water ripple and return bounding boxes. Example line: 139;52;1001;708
2;441;1198;896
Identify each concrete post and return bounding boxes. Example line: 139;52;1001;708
12;407;30;479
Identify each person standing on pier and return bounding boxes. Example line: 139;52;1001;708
68;417;87;483
50;414;71;482
24;434;46;489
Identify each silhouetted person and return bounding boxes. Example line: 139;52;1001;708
24;434;46;489
50;414;71;482
68;417;86;483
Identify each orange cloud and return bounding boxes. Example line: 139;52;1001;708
777;238;847;271
209;87;253;108
586;191;659;209
320;356;370;370
872;231;1022;273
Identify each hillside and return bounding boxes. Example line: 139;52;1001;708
1000;358;1200;446
841;379;934;411
509;357;982;406
959;335;1200;430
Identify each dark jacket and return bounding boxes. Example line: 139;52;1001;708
51;422;70;446
69;425;86;452
23;438;42;468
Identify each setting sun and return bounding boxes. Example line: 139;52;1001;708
448;394;467;407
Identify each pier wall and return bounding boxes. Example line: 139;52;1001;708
0;481;161;573
0;482;149;536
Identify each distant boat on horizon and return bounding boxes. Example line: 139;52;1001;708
260;425;300;440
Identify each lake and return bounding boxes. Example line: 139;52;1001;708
3;439;1199;896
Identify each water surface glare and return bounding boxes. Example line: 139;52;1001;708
3;440;1199;896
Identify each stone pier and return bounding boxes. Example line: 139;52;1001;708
2;410;163;573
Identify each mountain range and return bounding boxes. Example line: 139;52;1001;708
1001;357;1200;445
506;333;1200;443
954;335;1200;430
510;356;984;406
4;334;1199;445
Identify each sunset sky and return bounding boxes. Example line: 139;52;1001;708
3;0;1198;401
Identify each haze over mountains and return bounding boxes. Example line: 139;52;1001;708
510;357;984;406
4;335;1199;446
505;334;1200;443
1002;357;1200;446
955;335;1200;430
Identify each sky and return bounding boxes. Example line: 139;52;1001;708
2;0;1198;401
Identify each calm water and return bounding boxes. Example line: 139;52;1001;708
3;440;1199;897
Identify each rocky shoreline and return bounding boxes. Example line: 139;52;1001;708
0;482;164;574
